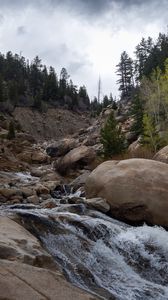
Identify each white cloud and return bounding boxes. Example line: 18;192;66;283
0;1;167;99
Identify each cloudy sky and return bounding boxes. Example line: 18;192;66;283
0;0;167;99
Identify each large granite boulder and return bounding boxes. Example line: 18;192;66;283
0;217;97;300
46;138;78;158
0;217;54;266
55;146;96;174
85;158;168;226
153;145;168;164
0;260;97;300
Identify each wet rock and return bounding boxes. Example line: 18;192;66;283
41;199;57;208
10;198;21;205
40;194;50;201
0;259;97;300
21;187;35;198
70;170;91;191
27;195;39;205
56;204;86;215
42;181;60;192
51;184;71;199
0;217;96;300
84;198;110;213
40;171;61;182
68;197;84;204
85;158;168;226
0;217;53;267
35;184;50;196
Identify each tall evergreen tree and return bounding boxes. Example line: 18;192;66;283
59;67;69;97
130;92;144;137
116;51;134;99
100;112;126;158
135;37;153;82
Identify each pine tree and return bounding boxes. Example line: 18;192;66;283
103;95;109;108
130;92;144;137
0;76;4;102
135;37;153;81
116;51;134;99
33;92;42;111
59;67;69;97
100;112;126;158
142;113;162;153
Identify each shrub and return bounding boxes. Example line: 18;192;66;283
100;111;126;158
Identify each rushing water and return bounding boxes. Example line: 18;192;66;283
2;200;168;300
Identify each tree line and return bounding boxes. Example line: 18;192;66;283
0;51;117;114
116;31;168;153
0;51;91;112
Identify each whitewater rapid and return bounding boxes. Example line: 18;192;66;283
2;203;168;300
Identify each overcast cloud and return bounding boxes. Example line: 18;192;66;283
0;0;167;98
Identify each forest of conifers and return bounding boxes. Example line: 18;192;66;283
0;52;92;112
116;31;168;152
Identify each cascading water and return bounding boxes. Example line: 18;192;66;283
2;197;168;300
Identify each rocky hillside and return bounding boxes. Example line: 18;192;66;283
13;107;92;141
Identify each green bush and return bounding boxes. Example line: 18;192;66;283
100;112;126;158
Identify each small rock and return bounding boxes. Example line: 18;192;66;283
84;197;110;213
21;188;34;198
27;195;39;204
31;151;50;164
35;185;50;196
41;199;57;208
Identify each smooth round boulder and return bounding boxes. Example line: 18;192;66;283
85;158;168;226
153;145;168;164
55;146;96;174
46;138;78;158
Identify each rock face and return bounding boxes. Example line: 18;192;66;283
153;145;168;164
0;260;97;300
0;217;98;300
85;158;168;226
0;216;53;266
13;107;90;141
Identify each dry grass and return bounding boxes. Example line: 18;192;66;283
111;148;154;161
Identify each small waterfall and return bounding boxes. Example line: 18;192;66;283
2;201;168;300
